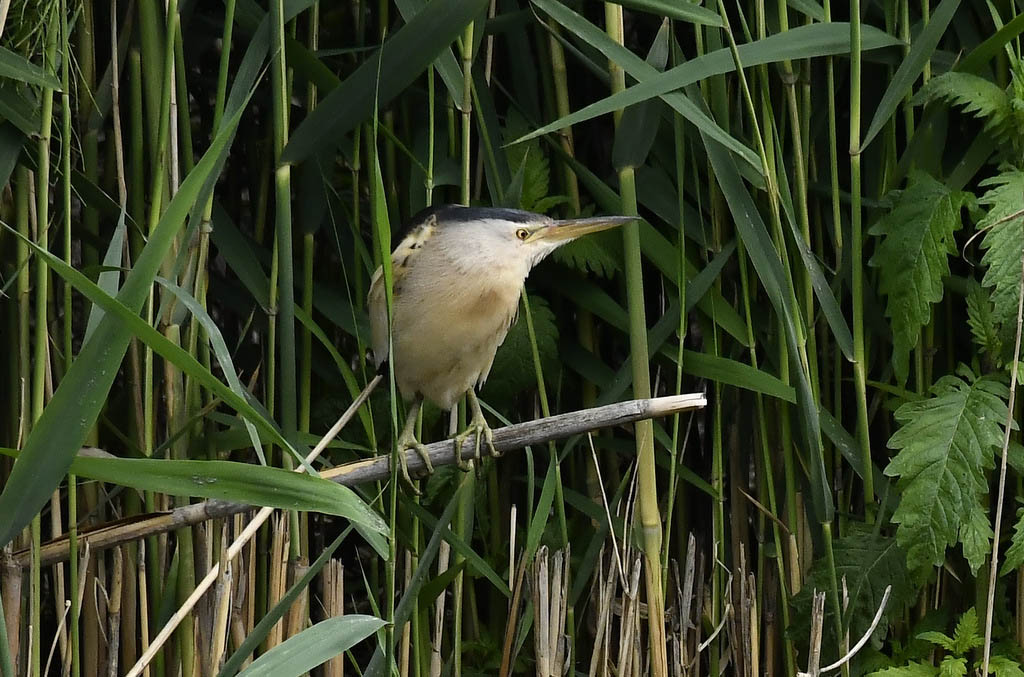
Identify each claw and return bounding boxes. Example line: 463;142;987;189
452;391;498;471
394;397;432;493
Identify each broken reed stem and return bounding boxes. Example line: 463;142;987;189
19;392;706;569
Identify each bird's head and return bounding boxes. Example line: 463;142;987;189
424;206;635;273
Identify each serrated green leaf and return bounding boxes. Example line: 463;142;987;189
869;171;967;384
918;630;957;651
939;657;968;677
979;170;1024;360
791;524;919;648
913;72;1011;140
503;110;551;212
961;500;994;574
481;294;558;404
951;607;983;654
986;656;1024;677
1000;505;1024;576
884;370;1010;572
967;279;1003;362
552;228;622;278
867;663;939;676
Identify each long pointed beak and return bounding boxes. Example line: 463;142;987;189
530;215;636;243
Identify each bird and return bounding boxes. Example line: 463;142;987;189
368;205;634;484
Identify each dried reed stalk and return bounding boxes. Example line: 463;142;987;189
17;394;706;569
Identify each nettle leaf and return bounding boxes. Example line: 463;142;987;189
481;294;558;405
790;524;919;648
1000;503;1024;576
938;657;967;677
913;72;1011;140
867;662;938;676
966;279;1003;363
917;630;956;652
951;607;983;655
884;367;1010;573
503;110;552;213
869;171;968;384
979;169;1024;359
552;206;622;278
987;656;1024;677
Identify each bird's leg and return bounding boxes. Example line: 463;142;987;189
452;390;498;471
395;396;433;487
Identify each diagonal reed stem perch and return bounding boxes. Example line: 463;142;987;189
15;393;706;569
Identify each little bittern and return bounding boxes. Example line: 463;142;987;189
369;205;634;482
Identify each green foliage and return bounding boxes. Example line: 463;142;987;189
791;524;919;648
979;169;1024;361
917;607;983;654
867;663;939;677
870;608;1024;676
1000;502;1024;575
990;656;1024;677
868;171;969;384
913;72;1012;140
967;279;1003;364
481;294;559;405
884;366;1010;573
502;110;559;214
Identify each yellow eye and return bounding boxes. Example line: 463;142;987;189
515;228;529;241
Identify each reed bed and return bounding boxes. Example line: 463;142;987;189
2;1;1024;675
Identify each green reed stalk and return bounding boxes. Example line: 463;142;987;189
270;0;302;568
60;3;79;672
849;0;874;513
663;31;687;588
823;0;842;264
452;21;476;677
29;12;59;676
604;5;669;672
300;0;318;445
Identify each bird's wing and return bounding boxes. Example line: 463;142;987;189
366;217;438;368
367;266;390;367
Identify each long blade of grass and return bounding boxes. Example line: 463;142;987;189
606;0;722;26
4;225;302;466
45;454;385;526
281;0;489;164
218;525;354;676
702;127;834;523
0;46;62;89
238;615;386;676
0;81;254;548
521;5;900;147
861;0;960;150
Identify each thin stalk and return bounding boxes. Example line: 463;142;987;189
299;0;318;444
823;0;842;265
605;6;668;673
663;32;686;590
850;0;874;513
31;12;59;677
270;0;300;565
62;2;77;672
453;21;476;677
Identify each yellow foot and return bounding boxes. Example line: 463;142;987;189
452;392;498;471
396;429;433;492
